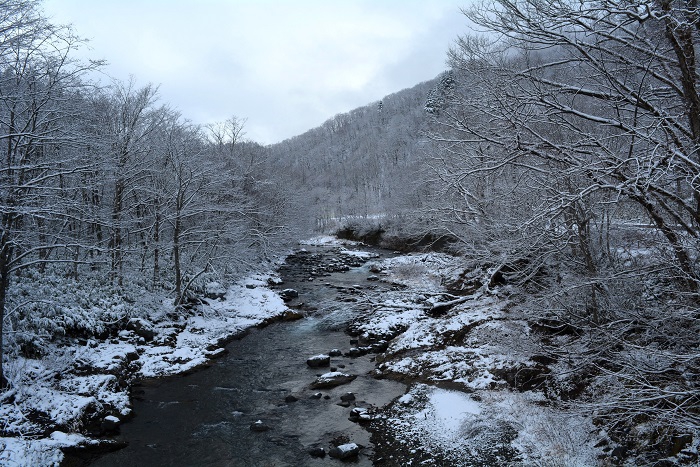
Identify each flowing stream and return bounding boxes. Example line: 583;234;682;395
89;246;405;466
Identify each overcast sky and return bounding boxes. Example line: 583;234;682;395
42;0;470;145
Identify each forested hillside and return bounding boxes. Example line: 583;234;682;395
268;79;436;234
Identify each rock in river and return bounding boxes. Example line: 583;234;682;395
250;420;271;432
328;443;360;460
101;415;120;432
306;354;331;367
280;289;299;301
310;372;357;389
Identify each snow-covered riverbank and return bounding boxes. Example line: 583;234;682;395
0;273;289;466
342;251;602;466
3;236;697;466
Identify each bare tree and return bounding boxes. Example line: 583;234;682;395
0;0;98;386
426;0;700;443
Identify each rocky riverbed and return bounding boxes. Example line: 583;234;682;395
5;236;662;466
83;240;408;466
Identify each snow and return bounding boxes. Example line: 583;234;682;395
338;244;604;464
299;236;359;246
318;371;348;379
0;272;290;467
0;239;605;465
384;384;599;466
0;432;100;467
338;248;376;259
417;387;482;434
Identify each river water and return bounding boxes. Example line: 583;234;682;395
90;246;405;466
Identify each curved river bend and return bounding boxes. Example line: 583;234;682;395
89;246;405;466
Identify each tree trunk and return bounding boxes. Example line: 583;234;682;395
173;211;182;306
0;226;13;388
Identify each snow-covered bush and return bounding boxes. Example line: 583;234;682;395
4;267;142;358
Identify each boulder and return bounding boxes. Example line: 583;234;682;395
349;407;375;423
250;420;271;432
267;277;284;286
101;415;120;432
126;318;155;342
329;443;360;460
280;289;299;301
308;447;326;458
204;282;227;300
310;372;356;389
306;354;331;368
281;310;304;321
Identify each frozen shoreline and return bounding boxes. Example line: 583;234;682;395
0;271;290;466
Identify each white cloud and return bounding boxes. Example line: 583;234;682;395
42;0;469;144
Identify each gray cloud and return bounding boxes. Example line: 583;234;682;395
43;0;469;144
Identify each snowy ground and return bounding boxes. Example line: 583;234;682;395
351;252;604;466
0;274;289;467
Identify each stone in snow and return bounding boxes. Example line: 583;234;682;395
328;443;360;460
306;354;331;367
310;371;357;389
349;407;375;423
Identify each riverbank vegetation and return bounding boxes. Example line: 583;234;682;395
2;0;700;465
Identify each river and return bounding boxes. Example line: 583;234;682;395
88;245;405;466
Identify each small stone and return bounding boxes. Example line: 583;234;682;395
308;447;326;458
340;392;356;402
367;275;379;281
330;366;337;372
323;395;331;400
280;289;299;301
250;420;270;432
349;407;374;423
310;392;323;399
328;349;342;357
281;310;304;321
285;395;299;403
329;443;360;460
